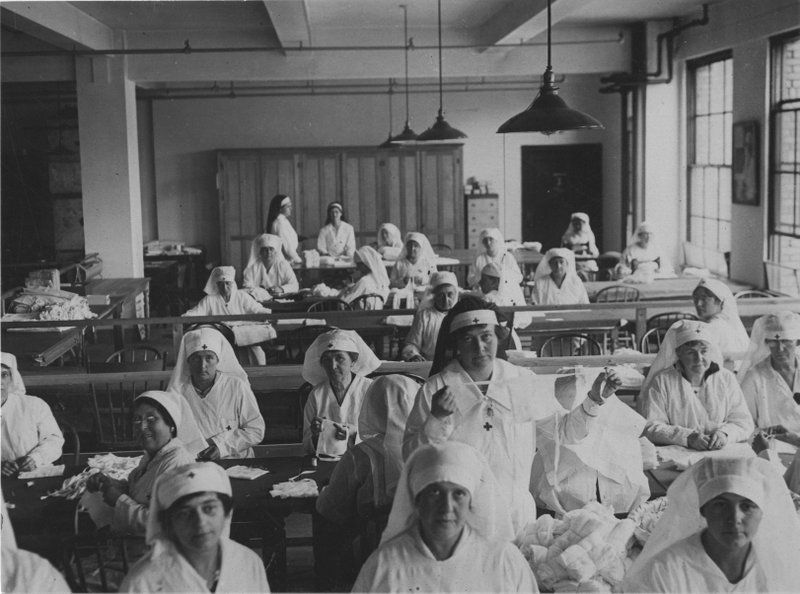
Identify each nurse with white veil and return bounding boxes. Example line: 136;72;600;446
467;228;524;304
622;456;800;592
692;278;750;359
533;247;589;305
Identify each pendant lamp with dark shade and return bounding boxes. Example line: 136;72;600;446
416;0;466;142
391;4;419;144
497;0;603;135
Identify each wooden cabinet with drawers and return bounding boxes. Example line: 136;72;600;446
465;193;499;250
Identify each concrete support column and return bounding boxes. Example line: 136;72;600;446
76;55;143;277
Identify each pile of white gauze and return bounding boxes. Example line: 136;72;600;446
517;502;637;593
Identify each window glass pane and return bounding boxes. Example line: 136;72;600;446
704;218;719;250
690;168;704;215
704;168;719;218
709;115;725;164
709;61;725;113
689;216;703;242
719;168;732;220
777;111;795;167
695;65;710;115
781;38;800;101
723;113;732;165
695;116;709;165
718;220;731;253
724;59;733;112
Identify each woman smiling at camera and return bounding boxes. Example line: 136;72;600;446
352;441;537;593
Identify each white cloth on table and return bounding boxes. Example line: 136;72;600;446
1;352;63;467
271;213;301;262
641;365;754;447
317;222;355;258
402;306;447;361
402;358;601;534
302;375;373;455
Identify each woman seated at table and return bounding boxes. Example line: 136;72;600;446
403;297;613;534
473;263;531;336
186;265;275;366
169;327;265;459
302;329;381;456
1;353;63;477
87;390;202;536
531;369;649;515
467;228;523;297
120;462;270;593
639;320;754;451
693;278;750;361
242;233;299;299
622;456;800;592
739;312;800;446
620;221;672;275
561;212;599;278
532;247;589;305
314;374;421;589
265;193;302;264
317;201;356;258
401;271;459;362
353;442;537;592
339;245;391;307
376;223;403;261
390;232;438;294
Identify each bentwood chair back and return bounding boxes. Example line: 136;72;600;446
640;327;669;354
646;311;699;330
307;298;352;313
733;289;774;299
103;344;165;364
350;293;385;311
539;334;602;357
593;285;641;303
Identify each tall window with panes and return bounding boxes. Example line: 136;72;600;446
770;31;800;276
687;52;733;254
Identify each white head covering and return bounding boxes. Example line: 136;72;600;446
133;390;207;456
478;228;508;257
0;353;25;396
203;266;237;296
627;221;655;248
301;328;381;386
449;309;499;333
694;278;750;344
377;223;403;249
534;247;577;280
354;245;391;298
738;312;800;379
145;462;233;546
562;212;596;246
624;456;800;592
244;233;285;280
168;327;248;390
400;232;437;266
429;270;458;290
638;320;723;410
357;374;421;506
381;441;514;545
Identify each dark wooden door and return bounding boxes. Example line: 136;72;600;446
521;144;602;252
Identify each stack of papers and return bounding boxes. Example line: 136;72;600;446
226;465;270;480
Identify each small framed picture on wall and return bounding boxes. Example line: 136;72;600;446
732;120;759;205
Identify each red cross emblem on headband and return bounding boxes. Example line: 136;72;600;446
695;328;702;334
775;334;782;340
202;344;208;350
327;343;335;349
187;471;196;479
472;317;480;324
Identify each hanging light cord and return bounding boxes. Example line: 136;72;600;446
402;5;412;126
437;0;444;116
546;0;552;69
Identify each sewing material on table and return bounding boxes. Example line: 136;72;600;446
18;465;64;480
270;479;319;498
225;466;270;480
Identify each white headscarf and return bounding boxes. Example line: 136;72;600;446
400;232;437;267
134;390;207;456
301;328;381;386
168;327;249;391
380;441;514;545
145;462;232;546
377;223;403;250
561;212;596;247
738;312;800;379
624;455;800;592
0;353;25;396
355;245;391;297
203;266;237;296
694;278;750;345
478;228;508;257
244;233;285;279
534;247;577;280
638;320;724;410
627;221;656;248
357;374;421;506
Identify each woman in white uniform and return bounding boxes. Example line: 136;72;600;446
265;194;302;263
693;278;751;360
86;390;201;536
623;455;800;593
376;223;403;261
639;320;754;450
561;212;599;278
403;297;615;534
185;265;275;366
302;329;381;456
339;245;390;307
476;262;531;331
1;353;63;477
739;312;800;446
353;441;537;593
242;234;299;299
168;328;265;459
402;271;460;362
467;228;524;302
317;201;356;258
620;221;672;274
533;247;589;305
120;462;270;593
391;232;438;294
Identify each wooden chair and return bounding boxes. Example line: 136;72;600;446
103;344;165;364
349;293;385;311
307;299;351;313
88;358;167;451
593;285;641;303
282;325;339;363
734;289;773;299
646;312;699;330
640;327;668;354
56;417;81;466
539;334;602;357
